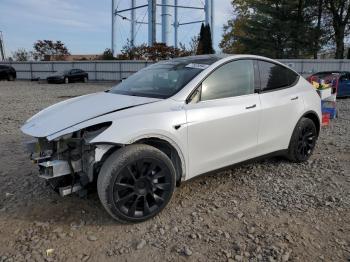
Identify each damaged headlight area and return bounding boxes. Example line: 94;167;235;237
25;122;113;196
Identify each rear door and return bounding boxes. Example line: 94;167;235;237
185;59;261;178
256;60;304;155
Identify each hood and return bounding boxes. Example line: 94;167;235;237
21;92;161;138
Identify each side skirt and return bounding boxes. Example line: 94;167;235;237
183;149;288;183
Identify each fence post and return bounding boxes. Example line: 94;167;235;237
339;60;343;71
51;62;54;73
300;60;304;75
30;62;33;80
95;61;97;81
119;62;122;81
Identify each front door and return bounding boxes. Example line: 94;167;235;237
185;59;261;178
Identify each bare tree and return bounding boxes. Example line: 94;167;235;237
33;40;70;61
12;48;30;61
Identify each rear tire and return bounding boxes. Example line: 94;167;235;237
8;74;15;81
97;144;176;223
287;117;318;162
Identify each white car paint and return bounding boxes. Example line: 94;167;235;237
21;55;321;181
21;92;161;138
185;93;261;177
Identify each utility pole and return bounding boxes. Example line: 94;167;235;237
210;0;214;41
174;0;179;49
148;0;157;45
205;0;214;43
131;0;136;47
161;0;171;46
111;0;115;56
0;31;5;61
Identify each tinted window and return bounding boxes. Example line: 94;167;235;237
258;61;298;91
201;60;255;101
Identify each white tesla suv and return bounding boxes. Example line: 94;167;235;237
21;55;321;223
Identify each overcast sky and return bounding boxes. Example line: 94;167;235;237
0;0;233;56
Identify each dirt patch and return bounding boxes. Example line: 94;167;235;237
0;81;349;262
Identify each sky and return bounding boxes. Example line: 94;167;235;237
0;0;233;57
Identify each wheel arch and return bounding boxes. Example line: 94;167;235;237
287;110;321;151
301;110;321;135
131;135;186;186
94;135;186;186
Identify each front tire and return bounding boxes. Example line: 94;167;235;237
287;117;318;162
97;144;176;223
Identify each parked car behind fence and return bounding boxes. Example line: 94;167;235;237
0;65;16;81
47;69;88;84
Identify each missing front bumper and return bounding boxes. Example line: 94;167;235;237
38;160;82;179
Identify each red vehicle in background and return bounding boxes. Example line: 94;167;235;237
307;71;350;97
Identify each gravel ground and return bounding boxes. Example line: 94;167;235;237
0;81;349;262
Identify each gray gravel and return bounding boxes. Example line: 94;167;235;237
0;80;349;261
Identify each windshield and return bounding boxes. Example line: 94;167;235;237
109;62;209;99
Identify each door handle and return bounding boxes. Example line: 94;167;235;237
245;104;256;109
291;96;299;101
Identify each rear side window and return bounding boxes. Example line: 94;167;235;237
201;60;255;101
258;61;298;91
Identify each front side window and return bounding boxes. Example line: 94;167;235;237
259;61;298;91
200;60;255;101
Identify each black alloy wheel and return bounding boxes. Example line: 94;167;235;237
288;117;318;162
113;158;172;218
296;124;316;159
97;144;176;223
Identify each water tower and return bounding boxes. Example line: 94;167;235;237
111;0;214;55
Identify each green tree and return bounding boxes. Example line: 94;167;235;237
101;48;115;60
33;40;70;61
220;0;322;58
197;23;215;55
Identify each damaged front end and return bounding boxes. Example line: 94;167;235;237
25;122;114;196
